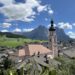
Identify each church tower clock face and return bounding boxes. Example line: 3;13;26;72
48;20;58;57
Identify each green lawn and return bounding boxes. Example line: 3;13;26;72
0;40;23;48
0;37;47;48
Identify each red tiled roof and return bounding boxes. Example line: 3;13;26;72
28;44;51;55
18;44;51;57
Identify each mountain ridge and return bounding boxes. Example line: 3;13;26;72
0;25;71;41
17;25;71;41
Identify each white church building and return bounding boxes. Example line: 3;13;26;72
11;20;58;59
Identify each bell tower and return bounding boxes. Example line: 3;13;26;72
48;20;58;57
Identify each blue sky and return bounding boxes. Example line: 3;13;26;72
0;0;75;38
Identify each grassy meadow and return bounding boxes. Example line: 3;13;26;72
0;35;47;48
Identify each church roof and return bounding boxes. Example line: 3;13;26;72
18;44;52;57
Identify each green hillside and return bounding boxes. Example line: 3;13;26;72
0;32;26;38
0;32;46;48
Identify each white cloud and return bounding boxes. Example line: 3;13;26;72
47;7;54;15
1;23;11;28
58;22;72;29
1;29;8;32
67;31;75;39
0;4;36;22
37;5;47;12
0;0;14;5
0;0;54;22
13;28;22;32
48;9;54;14
23;28;34;32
